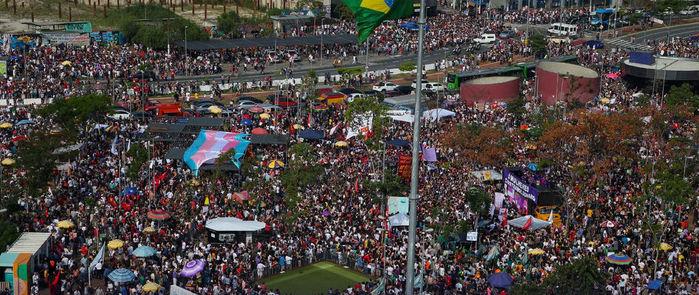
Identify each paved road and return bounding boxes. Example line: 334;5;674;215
607;23;699;51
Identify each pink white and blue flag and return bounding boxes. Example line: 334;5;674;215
183;130;250;175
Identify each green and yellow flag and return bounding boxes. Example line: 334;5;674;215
342;0;414;42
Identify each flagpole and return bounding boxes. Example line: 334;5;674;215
405;0;426;292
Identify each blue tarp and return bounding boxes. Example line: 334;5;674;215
647;279;662;290
585;40;604;49
387;139;410;147
400;22;430;31
298;129;325;140
595;8;615;14
630;52;655;65
488;272;513;289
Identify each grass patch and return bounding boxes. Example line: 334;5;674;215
261;261;371;295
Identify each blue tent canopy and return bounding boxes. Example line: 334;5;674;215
595;8;615;14
647;279;662;290
387;139;410;147
488;272;513;289
400;22;430;31
298;129;325;140
585;40;604;49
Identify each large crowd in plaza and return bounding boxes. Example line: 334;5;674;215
0;5;697;295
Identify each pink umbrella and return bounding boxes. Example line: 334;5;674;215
605;72;620;79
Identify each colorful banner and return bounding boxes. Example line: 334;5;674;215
42;32;90;47
65;22;93;33
183;130;250;176
387;196;409;215
0;60;6;75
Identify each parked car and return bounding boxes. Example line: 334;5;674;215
373;82;398;92
499;30;516;39
423;82;446;92
193;101;225;113
394;85;414;95
131;111;154;120
236;96;264;104
347;93;365;102
236;100;260;109
363;90;383;98
108;109;131;120
285;50;302;63
337;87;361;95
474;33;497;44
410;80;429;89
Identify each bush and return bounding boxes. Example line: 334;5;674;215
399;61;416;72
337;67;364;76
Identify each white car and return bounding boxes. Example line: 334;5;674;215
410;79;429;89
424;82;445;92
347;93;365;102
373;82;398;92
108;109;131;120
474;33;497;44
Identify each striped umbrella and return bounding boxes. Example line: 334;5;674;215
132;246;158;258
606;254;632;265
147;209;171;221
107;268;135;283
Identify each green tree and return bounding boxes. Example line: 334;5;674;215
507;96;526;120
466;187;491;216
38;94;112;135
280;143;323;223
656;0;689;14
345;97;389;151
16;132;61;197
540;256;607;294
664;83;699;113
529;34;547;58
364;170;408;203
0;220;19;252
126;143;149;180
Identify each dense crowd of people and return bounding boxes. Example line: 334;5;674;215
0;6;698;295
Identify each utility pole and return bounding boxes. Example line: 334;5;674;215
405;0;426;292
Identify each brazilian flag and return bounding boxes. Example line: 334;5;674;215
342;0;414;42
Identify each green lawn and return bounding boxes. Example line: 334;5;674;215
261;261;371;295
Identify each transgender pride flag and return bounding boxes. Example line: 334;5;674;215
183;130;250;176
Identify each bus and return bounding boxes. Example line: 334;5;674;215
446;55;578;91
547;23;578;37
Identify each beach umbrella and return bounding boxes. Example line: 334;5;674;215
647;279;662;290
107;268;135;283
488;272;513;289
249;106;264;113
658;242;672;251
606;254;632;265
56;220;75;229
241;119;253;126
108;239;125;250
267;160;285;169
600;97;611;104
527;248;545;256
180;259;206;278
208;105;222;114
259;113;271;119
142;282;161;293
147;209;171;221
143;226;157;234
600;220;617;228
0;122;13;129
292;124;304;130
122;187;139;196
334;141;348;147
1;158;15;165
233;191;251;202
132;246;157;258
251;127;268;135
15;119;33;126
61;60;72;66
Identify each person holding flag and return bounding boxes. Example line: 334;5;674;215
341;0;414;42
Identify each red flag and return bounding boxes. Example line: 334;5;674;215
501;214;508;227
354;178;360;193
523;216;533;231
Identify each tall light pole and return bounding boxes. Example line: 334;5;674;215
320;17;324;66
184;25;188;77
405;0;427;292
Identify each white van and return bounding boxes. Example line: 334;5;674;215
474;33;497;44
547;23;578;37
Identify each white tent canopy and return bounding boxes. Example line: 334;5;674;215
205;217;266;232
390;114;415;123
388;213;410;227
423;109;456;122
507;215;551;231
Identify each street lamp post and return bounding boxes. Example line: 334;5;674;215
184;25;188;77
